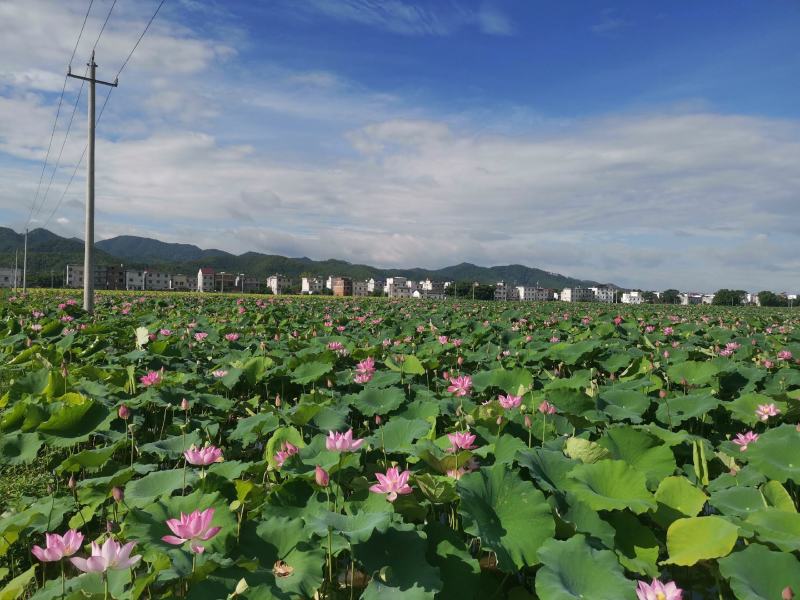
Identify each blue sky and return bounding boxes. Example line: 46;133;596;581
1;0;799;291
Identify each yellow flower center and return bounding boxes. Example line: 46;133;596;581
656;594;666;600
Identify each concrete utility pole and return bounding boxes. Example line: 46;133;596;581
68;51;117;314
13;248;18;291
22;228;28;293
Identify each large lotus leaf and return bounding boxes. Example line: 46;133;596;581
385;355;426;376
664;516;739;566
305;510;392;543
547;340;601;366
124;468;198;508
598;389;651;422
605;511;660;577
228;412;280;446
655;391;719;425
744;509;800;551
139;430;202;460
57;442;119;473
760;480;796;512
414;473;459;505
0;432;42;465
744;425;800;483
457;464;554;571
241;356;274;385
562;497;616;547
352;386;406;417
718;543;800;600
425;523;481;600
291;360;334;384
565;460;656;514
490;434;528;465
652;476;708;528
535;535;635;600
667;361;720;386
516;448;577;493
725;393;787;427
353;526;443;600
491;368;533;394
37;397;113;446
598;426;676;486
708;487;766;518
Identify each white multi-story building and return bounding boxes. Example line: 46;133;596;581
353;280;369;296
197;268;215;292
621;290;644;304
679;293;703;305
368;278;385;294
494;282;513;301
0;267;20;288
590;286;616;303
301;276;324;294
561;287;595;303
233;275;260;293
515;286;555;302
267;274;291;295
125;270;171;291
169;274;190;291
387;283;412;298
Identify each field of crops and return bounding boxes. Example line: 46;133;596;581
1;290;799;599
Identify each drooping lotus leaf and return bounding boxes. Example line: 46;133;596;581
654;390;719;426
744;425;800;483
425;523;481;600
565;460;656;514
598;426;676;486
744;509;800;552
652;476;708;528
457;464;554;571
664;516;739;566
535;535;636;600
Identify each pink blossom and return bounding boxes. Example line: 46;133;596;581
452;338;463;347
354;373;373;384
32;530;84;562
70;539;141;573
732;431;759;452
538;400;557;415
184;444;224;466
118;404;131;420
636;578;683;600
613;316;623;326
438;335;449;344
369;467;413;502
326;429;364;452
778;350;793;361
162;508;220;554
194;332;208;342
225;333;240;342
315;465;329;487
355;356;376;376
447;431;477;452
274;442;299;468
159;328;172;336
763;359;775;369
139;370;162;387
663;327;674;336
719;349;733;357
498;394;522;410
447;375;472;397
328;341;345;351
549;336;560;343
211;369;228;378
645;325;655;333
756;403;780;421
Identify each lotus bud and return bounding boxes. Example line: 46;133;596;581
524;414;532;429
315;465;330;487
375;415;382;426
118;404;130;420
112;486;124;503
457;356;463;366
496;416;503;425
275;395;281;408
782;587;795;600
181;398;190;411
68;475;76;490
659;389;667;399
234;579;249;596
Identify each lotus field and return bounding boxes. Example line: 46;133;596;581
2;291;800;600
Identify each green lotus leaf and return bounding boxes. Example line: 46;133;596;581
725;393;787;427
352;386;406;417
564;437;611;464
744;425;800;483
457;464;554;571
598;426;676;486
517;448;577;493
535;535;636;600
37;397;113;446
655;391;719;425
664;516;738;566
424;523;480;600
565;460;656;514
708;487;766;518
599;389;651;422
760;480;796;512
124;468;198;508
305;510;393;543
0;432;42;465
744;509;800;551
291;360;334;384
718;543;800;600
652;476;708;528
667;360;720;386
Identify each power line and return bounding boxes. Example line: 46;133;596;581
31;0;120;226
25;0;95;228
41;0;168;230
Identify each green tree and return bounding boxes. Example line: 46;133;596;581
642;291;658;304
712;289;746;306
757;291;787;307
661;289;681;304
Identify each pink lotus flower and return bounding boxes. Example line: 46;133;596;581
162;508;220;554
538;400;557;415
369;467;413;502
438;335;449;344
193;332;208;342
636;579;683;600
756;403;780;421
549;336;560;343
733;431;759;452
274;442;299;468
32;530;84;562
225;333;240;342
139;370;162;387
447;431;477;452
118;404;131;420
70;538;141;573
778;350;793;361
763;359;775;369
613;316;623;326
354;373;373;384
498;394;522;410
184;444;223;466
211;369;228;378
159;328;172;336
326;429;364;452
315;465;329;487
355;356;376;375
663;327;674;336
452;338;463;347
328;341;344;351
447;375;472;397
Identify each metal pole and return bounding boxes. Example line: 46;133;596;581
22;228;28;293
13;248;18;291
83;53;96;313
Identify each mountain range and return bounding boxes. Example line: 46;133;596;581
0;227;605;289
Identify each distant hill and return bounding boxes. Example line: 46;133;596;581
0;228;603;289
